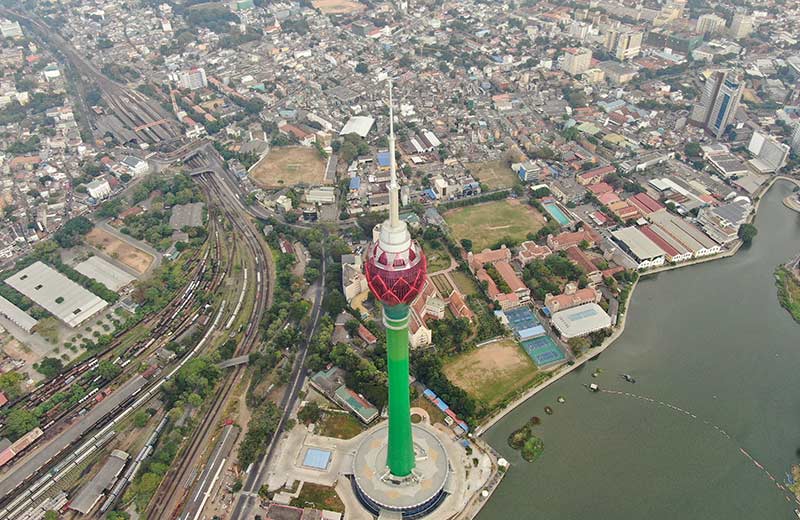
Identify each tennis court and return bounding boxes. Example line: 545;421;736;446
303;448;332;470
521;336;566;368
503;307;539;332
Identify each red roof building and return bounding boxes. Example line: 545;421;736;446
628;193;665;215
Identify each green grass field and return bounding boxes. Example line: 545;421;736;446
450;271;479;296
290;482;345;512
444;199;546;252
318;412;365;439
443;339;540;408
465;160;518;189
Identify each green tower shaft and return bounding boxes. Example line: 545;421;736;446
384;303;415;477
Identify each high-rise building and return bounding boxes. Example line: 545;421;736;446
178;68;207;91
605;28;643;61
690;71;743;138
562;47;592;76
696;13;726;35
748;131;790;172
729;13;754;39
791;124;800;154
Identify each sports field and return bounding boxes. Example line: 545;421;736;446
444;198;546;252
249;146;327;188
85;228;153;275
311;0;365;13
443;338;539;407
465;160;518;189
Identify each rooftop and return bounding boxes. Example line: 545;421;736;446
5;261;108;328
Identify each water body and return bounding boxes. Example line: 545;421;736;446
477;180;800;520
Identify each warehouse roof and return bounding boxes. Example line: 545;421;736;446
612;227;666;261
551;303;612;339
74;256;136;292
69;450;128;515
5;261;108;328
340;116;374;138
0;295;38;333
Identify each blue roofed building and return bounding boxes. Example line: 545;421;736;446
376;151;391;170
349;176;361;191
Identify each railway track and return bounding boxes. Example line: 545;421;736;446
145;172;273;520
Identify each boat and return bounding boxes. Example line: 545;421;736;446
588;383;600;392
557;396;566;404
621;373;636;383
544;406;554;415
794;509;800;519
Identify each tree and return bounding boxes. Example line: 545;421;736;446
684;142;702;157
460;239;473;252
97;360;122;380
0;371;24;399
5;409;39;440
345;319;360;337
738;223;757;245
297;401;322;424
36;357;64;379
133;409;150;428
355;62;369;74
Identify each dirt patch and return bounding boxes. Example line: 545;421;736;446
311;0;365;13
249;146;327;188
86;228;153;275
465;159;518;190
443;338;539;407
2;337;38;366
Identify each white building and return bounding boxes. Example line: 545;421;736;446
611;227;666;270
5;261;108;328
86;178;112;199
551;303;612;339
747;131;789;173
306;187;336;204
178;68;208;90
42;64;61;81
0;20;23;39
122;156;149;177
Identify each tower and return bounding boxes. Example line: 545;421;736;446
364;81;427;477
351;81;451;519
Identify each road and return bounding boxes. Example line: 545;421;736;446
231;243;327;519
179;424;240;520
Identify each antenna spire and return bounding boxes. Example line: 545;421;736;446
388;79;400;228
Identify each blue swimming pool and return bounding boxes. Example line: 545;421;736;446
303;448;332;469
543;202;570;226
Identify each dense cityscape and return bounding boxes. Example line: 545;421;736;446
0;0;799;518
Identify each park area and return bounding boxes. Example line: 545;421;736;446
444;198;546;252
311;0;365;13
443;338;540;408
420;240;452;273
85;228;153;275
465;160;518;190
249;146;327;188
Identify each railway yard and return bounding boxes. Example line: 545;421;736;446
0;162;279;519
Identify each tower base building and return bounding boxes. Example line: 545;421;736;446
351;424;450;519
